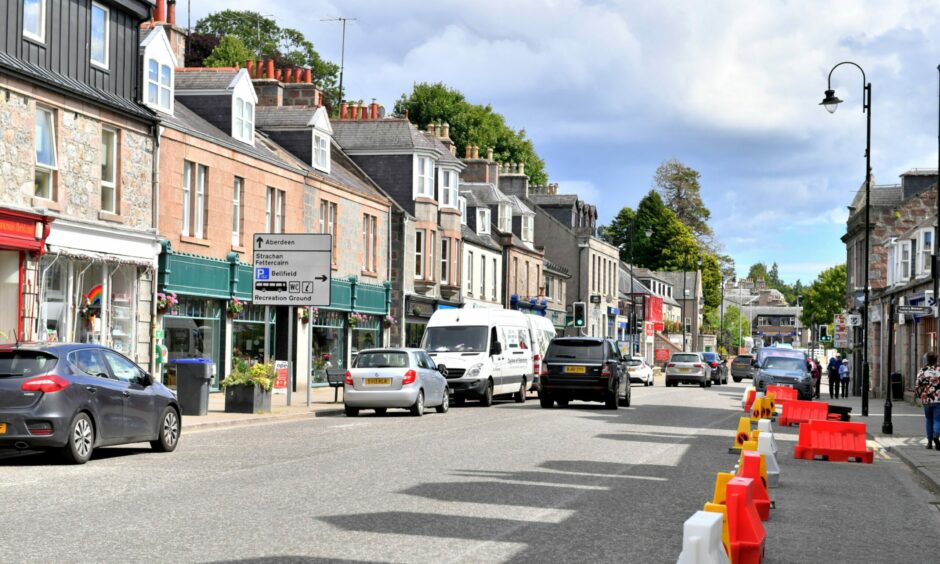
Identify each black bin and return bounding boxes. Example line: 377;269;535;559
173;358;213;416
890;372;904;400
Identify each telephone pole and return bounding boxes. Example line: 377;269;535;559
322;16;357;107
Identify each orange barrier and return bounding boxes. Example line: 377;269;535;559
778;399;829;427
765;385;797;411
744;388;757;414
737;451;771;521
726;477;766;564
793;419;874;463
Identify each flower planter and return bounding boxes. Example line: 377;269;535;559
223;383;272;414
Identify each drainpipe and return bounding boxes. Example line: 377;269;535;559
401;214;411;346
150;125;162;377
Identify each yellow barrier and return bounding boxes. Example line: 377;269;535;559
729;417;752;453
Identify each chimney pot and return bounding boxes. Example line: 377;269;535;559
155;0;166;23
426;123;435;134
442;122;450;138
472;146;480;159
486;147;493;161
465;146;473;159
340;102;348;120
304;68;312;84
294;67;303;83
370;100;379;119
518;162;525;175
167;0;176;25
246;59;255;76
350;103;359;120
434;123;442;137
265;59;275;79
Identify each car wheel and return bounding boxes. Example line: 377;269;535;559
700;379;707;388
514;380;527;403
411;390;425;417
374;408;387;416
151;407;180;453
733;377;742;383
479;380;494;407
556;398;569;407
539;393;554;408
619;387;631;407
436;390;450;414
605;386;619;410
62;412;94;464
344;405;359;417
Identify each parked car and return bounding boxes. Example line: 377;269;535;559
0;343;180;464
624;357;654;386
422;308;532;406
343;348;449;417
701;352;727;385
731;354;756;382
754;355;814;400
539;338;630;409
665;352;709;387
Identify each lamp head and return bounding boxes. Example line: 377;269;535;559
820;89;842;114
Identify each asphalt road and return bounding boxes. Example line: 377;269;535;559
2;379;940;563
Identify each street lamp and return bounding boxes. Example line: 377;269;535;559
624;224;653;358
821;61;873;421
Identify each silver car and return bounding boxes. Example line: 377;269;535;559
343;348;450;417
664;352;709;387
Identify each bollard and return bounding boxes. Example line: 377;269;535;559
677;510;731;564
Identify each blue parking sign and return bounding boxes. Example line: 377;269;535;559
255;267;270;280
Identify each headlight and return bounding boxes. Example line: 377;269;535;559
466;363;484;378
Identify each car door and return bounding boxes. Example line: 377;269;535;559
488;326;506;392
101;350;155;440
418;351;443;404
68;349;125;440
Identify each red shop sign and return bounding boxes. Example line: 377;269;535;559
0;208;51;253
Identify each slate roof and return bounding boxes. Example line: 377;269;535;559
506;195;535;216
175;69;238;91
544;260;571;278
0;51;154;122
255;106;317;128
461;225;502;252
323;146;391;203
461;183;511;205
528;193;579;207
332;119;440;152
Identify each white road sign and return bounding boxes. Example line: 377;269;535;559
251;233;332;306
846;314;862;327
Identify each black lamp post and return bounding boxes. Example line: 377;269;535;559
625;224;653;357
821;61;872;419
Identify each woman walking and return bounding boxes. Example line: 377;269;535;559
915;351;940;450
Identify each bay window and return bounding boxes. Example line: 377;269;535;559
146;59;173;112
415;156;434;198
919;229;933;278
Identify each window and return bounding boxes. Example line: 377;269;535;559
429;231;436;282
181;161;207;237
181;162;192;235
34;107;56;200
363;214;377;273
545;275;552;299
440;169;458;208
313;132;330;172
458;197;467;224
146;59;172;112
194;165;207;237
919;229;934;278
899;239;911;283
513;257;519;294
476;208;490;235
498;203;512;232
467;251;474;295
23;0;45;42
886;243;896;287
232;178;244;246
415;155;434;198
522;216;533;242
491;257;497;301
102;351;144;385
234;97;254;143
415;230;425;279
440;237;449;284
266;187;284;233
319;200;338;260
480;254;486;296
100;128;117;213
90;3;109;68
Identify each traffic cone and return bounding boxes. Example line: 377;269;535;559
729;417;751;453
757;433;780;488
677;510;731;564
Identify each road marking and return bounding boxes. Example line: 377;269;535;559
333;422;370;429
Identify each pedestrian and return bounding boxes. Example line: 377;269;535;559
838;359;849;398
811;358;822;399
915;351;940;450
828;354;841;399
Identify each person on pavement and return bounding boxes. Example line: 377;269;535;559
828;354;842;399
811;358;822;399
915;351;940;450
840;358;850;398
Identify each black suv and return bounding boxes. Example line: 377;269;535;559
539;338;630;409
701;352;727;385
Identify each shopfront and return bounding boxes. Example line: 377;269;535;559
351;313;383;358
0;208;52;343
232;303;276;365
309;308;347;385
404;295;459;348
163;296;223;389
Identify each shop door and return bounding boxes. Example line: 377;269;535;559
0;252;19;342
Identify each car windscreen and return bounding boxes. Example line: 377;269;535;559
546;341;605;361
626;359;643;367
355;351;410;369
0;351;58;377
422;326;488;353
763;357;805;371
671;354;700;363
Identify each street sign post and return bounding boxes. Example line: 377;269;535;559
897;305;933;316
252;233;332;306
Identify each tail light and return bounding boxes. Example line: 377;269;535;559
693;363;704;369
402;369;417;385
533;354;541;376
709;362;718;368
666;363;675;368
27;421;53;436
343;371;353;385
21;375;69;393
601;365;611;377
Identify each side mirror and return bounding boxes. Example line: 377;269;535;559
490;342;502;356
438;365;448;377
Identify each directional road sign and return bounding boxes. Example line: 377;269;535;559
897;305;933;316
252;233;332;306
846;314;862;327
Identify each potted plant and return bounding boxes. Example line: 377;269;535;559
156;291;178;314
297;308;310;324
226;297;244;318
382;314;396;328
221;358;274;414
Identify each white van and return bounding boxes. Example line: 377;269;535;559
421;308;534;406
525;314;557;392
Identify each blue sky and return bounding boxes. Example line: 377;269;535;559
193;0;940;284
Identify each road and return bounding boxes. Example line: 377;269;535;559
2;380;940;563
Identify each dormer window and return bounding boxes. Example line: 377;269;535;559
476;209;491;235
521;215;534;242
313;132;330;173
498;203;512;232
439;169;457;208
147;59;172;111
233;97;254;143
414;155;434;198
458;197;467;225
90;3;109;69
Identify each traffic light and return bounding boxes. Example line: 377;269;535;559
819;325;827;339
573;302;586;328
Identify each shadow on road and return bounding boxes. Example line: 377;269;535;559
0;446;153;466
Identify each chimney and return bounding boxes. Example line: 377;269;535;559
518;162;525;175
472;146;479;159
265;60;275;79
154;0;166;22
465;146;473;159
167;0;176;25
340;102;348;119
486;147;493;161
434;122;442;137
370;99;379;119
442;122;450;139
246;59;254;76
303;68;312;84
150;0;187;65
426;123;435;135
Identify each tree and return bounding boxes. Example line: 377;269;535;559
719;305;751;352
203;36;252;68
654;159;714;248
394;82;548;185
185;33;220;67
747;262;769;282
195;10;340;107
801;264;847;329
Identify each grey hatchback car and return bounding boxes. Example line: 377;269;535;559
0;343;181;464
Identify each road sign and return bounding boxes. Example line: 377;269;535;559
897;305;933;316
252;233;332;306
846;314;862;327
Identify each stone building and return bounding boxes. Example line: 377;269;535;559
1;0;160;370
459;190;504;309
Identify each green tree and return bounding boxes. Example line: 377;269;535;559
748;262;769;282
720;305;751;351
203;35;252;68
195;10;340;107
654;159;714;248
632;191;700;271
800;264;847;330
394;82;548;185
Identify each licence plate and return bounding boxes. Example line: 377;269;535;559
565;366;587;374
364;378;391;385
0;423;6;434
679;367;690;372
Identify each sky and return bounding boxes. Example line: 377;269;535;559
188;0;940;284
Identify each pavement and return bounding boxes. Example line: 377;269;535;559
181;385;347;432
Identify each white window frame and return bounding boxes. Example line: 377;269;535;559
498;203;512;233
415;230;425;279
439;169;458;209
458;196;467;225
521;215;533;242
90;2;109;69
476;208;491;235
440;237;450;284
313;132;330;173
918;228;933;278
275;189;284;233
265;187;273;232
429;231;436;282
181;161;192;236
194;165;207;238
23;0;46;43
899;239;911;283
480;254;486;297
100;127;117;213
233;97;254;143
414;155;434;198
232;177;243;246
362;214;377;272
146;59;173;112
34;106;57;200
886;241;896;287
467;250;474;295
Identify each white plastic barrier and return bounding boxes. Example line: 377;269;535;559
757;418;778;455
757;432;781;488
676;510;730;564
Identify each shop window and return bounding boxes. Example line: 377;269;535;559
38;256;66;342
100;127;118;213
310;309;346;385
352;314;382;361
109;265;137;356
232;303;275;365
163;296;222;389
90;2;109;69
0;252;20;343
35;107;57;200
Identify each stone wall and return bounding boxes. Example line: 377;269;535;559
0;86;33;197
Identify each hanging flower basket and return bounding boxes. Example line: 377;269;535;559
382;314;396;328
156;291;178;314
298;308;310;324
226;297;245;318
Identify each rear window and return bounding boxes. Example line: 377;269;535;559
0;351;58;377
626;359;642;367
355;351;410;369
547;340;606;362
734;356;753;363
671;354;700;363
